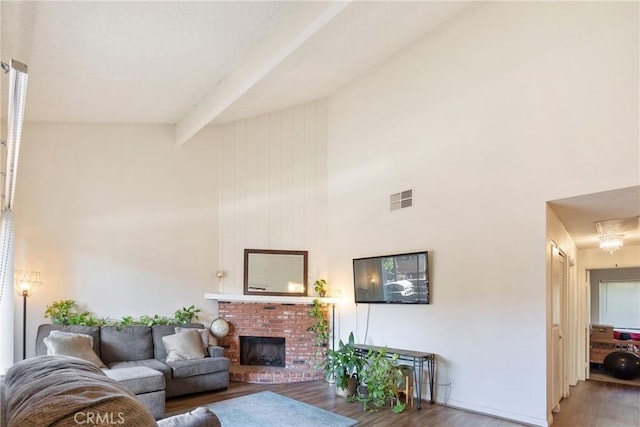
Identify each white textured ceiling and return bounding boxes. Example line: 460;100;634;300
0;0;478;136
213;0;477;124
1;0;298;124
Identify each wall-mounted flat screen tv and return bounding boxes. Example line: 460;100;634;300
353;251;429;304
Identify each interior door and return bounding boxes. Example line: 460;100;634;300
551;244;567;412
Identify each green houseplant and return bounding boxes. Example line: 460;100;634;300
324;332;363;396
356;347;406;413
44;300;202;327
174;305;201;324
44;300;102;326
307;298;329;347
313;278;328;297
307;279;330;347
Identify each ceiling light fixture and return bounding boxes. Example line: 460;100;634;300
598;234;624;254
594;217;638;255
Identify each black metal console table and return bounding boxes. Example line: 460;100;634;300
354;344;435;409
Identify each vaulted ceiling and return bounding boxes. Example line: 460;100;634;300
0;0;477;143
2;1;637;251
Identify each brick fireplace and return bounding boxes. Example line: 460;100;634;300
218;302;327;383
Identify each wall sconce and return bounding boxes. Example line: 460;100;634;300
14;270;42;359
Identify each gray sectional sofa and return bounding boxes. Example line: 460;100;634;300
1;355;221;427
34;323;230;419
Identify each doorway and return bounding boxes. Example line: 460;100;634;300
586;267;640;386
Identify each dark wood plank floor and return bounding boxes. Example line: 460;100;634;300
552;380;639;427
166;379;640;426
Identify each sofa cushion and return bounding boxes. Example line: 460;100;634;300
167;357;230;379
152;324;204;360
157;407;221;427
36;324;101;357
43;330;106;367
100;326;153;364
108;359;172;378
102;366;165;394
163;330;206;362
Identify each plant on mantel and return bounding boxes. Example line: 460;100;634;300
313;278;328;297
44;300;201;327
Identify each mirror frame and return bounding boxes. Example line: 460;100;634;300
243;249;308;296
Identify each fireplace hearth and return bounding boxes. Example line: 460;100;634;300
240;336;285;367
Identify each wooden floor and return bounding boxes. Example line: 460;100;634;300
552;380;639;427
166;379;640;426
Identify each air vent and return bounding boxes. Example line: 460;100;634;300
594;216;639;235
390;189;413;211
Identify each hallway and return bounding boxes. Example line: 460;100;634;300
551;379;639;427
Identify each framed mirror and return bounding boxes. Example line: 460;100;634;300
244;249;308;296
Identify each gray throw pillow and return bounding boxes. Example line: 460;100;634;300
162;329;206;362
44;331;106;367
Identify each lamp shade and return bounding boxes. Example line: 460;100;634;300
14;270;42;297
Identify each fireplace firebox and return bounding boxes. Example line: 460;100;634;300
240;336;285;367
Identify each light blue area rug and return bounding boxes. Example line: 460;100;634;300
207;391;358;427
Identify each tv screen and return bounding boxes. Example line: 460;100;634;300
353;251;429;304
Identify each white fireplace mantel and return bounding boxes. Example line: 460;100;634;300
204;293;338;305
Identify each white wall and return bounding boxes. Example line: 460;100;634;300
216;101;328;295
326;2;638;426
14;123;220;360
13;99;328;361
578;245;640;271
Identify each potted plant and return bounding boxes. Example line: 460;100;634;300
44;300;78;325
324;332;363;396
356;347;406;413
314;278;328;297
174;305;201;324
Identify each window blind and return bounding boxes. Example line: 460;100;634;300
599;280;640;328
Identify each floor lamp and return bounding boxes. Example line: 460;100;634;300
15;271;42;359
